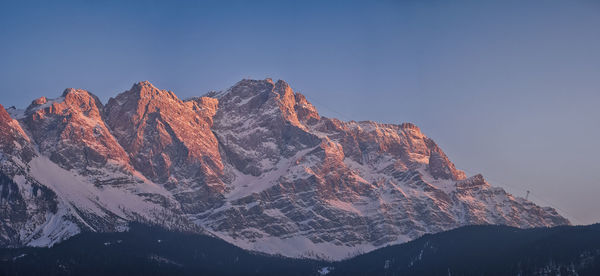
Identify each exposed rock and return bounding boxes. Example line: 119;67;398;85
0;104;33;162
22;88;129;173
105;82;225;212
0;79;569;260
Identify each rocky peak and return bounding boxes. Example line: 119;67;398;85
133;81;178;100
272;79;321;127
22;88;129;172
293;92;320;124
0;105;33;161
210;79;322;175
108;81;178;109
30;96;48;106
0;104;20;143
62;88;104;117
136;80;154;87
215;79;291;102
273;80;305;128
25;88;103;117
214;78;321;130
212;79;274;107
104;82;193;150
273;79;293;97
24;88;103;123
0;104;10;122
426;139;466;181
105;82;225;200
62;87;90;97
399;122;420;132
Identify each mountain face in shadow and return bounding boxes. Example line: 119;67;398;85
1;223;599;276
0;223;326;276
330;223;600;276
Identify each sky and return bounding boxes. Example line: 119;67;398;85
1;0;599;224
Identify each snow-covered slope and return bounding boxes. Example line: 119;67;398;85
0;80;568;260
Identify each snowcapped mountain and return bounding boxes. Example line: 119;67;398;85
0;79;568;259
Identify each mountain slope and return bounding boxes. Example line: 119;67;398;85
0;79;568;259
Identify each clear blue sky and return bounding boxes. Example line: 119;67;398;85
1;0;599;224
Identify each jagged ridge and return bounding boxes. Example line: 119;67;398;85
0;79;568;260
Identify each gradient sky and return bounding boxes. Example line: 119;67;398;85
1;0;599;224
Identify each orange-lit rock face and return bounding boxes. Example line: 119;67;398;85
23;89;129;172
0;104;10;123
0;105;15;145
0;104;33;161
105;81;225;201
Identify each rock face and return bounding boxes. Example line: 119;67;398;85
23;89;130;173
0;104;54;247
0;79;569;259
104;81;225;212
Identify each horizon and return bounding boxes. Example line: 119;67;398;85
1;0;599;226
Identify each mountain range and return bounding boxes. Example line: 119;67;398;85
0;78;568;259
